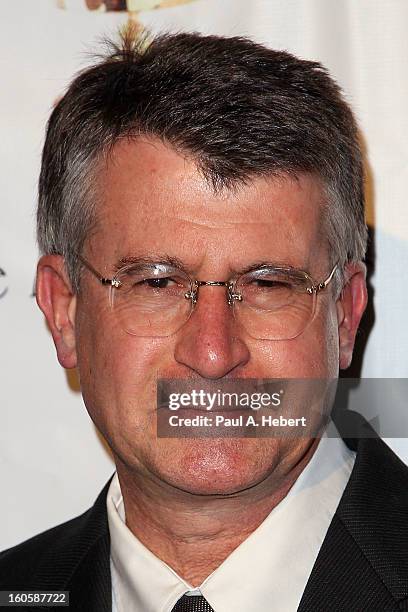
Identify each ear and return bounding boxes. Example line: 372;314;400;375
336;262;368;370
36;255;77;369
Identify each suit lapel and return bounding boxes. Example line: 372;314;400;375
30;478;113;612
298;436;408;611
66;530;111;612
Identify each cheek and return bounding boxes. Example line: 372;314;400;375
75;296;170;435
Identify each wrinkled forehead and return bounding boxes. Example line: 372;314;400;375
89;137;328;273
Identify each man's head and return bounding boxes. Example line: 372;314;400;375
36;32;367;496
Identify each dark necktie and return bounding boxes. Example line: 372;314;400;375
171;594;215;611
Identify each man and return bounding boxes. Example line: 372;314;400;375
1;31;407;612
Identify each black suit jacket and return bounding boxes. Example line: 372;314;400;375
1;434;408;611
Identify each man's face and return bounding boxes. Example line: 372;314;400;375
38;138;366;496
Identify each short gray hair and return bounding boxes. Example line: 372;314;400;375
37;31;367;292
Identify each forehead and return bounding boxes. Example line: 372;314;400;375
92;138;327;272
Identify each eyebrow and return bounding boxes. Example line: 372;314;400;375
113;254;188;274
113;254;309;277
237;260;310;276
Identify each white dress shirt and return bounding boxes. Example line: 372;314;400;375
107;435;355;612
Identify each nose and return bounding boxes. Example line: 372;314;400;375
173;285;250;379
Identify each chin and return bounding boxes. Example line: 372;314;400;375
154;437;282;496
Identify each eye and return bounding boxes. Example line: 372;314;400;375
239;271;309;309
247;275;297;293
143;277;175;289
129;274;187;298
252;278;292;289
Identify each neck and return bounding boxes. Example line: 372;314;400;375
114;438;319;586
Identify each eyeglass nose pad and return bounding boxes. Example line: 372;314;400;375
227;292;243;306
184;289;198;305
227;282;243;307
184;280;199;306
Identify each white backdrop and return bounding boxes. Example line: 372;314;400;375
1;0;408;550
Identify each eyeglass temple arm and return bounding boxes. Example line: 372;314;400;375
76;253;115;286
314;263;338;293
